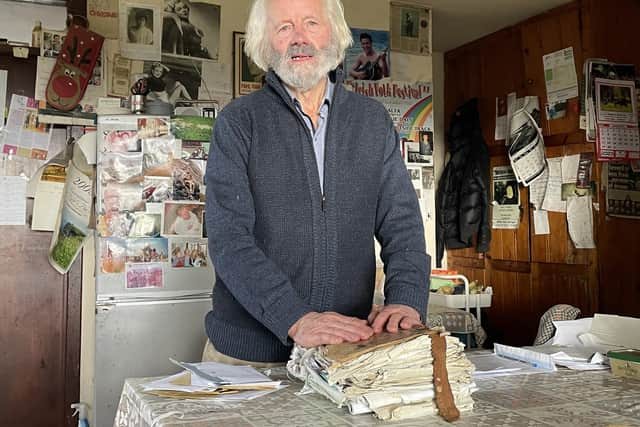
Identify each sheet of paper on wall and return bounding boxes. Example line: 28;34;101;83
2;95;52;160
533;209;550;235
561;154;580;184
542;157;566;213
506;92;517;135
0;70;7;125
87;0;119;39
566;195;595;248
492;165;520;229
0;176;27;225
605;162;640;218
495;95;507;140
529;167;549;209
543;47;579;104
118;0;162;61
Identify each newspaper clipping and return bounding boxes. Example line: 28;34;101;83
389;1;431;55
606;162;640;219
492;165;520;229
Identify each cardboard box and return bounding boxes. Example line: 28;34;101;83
608;350;640;380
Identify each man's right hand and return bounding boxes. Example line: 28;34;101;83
288;312;374;348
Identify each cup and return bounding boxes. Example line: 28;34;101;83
130;95;145;114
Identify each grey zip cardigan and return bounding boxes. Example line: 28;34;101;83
204;69;430;362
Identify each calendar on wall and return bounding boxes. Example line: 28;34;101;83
595;78;640;161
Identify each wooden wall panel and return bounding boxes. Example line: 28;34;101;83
582;0;640;320
520;3;582;136
485;267;534;346
0;223;81;426
477;27;526;148
530;262;597;321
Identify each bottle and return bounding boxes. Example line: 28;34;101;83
32;21;42;48
70;402;90;427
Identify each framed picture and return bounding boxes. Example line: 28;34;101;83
390;1;431;55
233;31;265;97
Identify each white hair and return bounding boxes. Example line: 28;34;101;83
244;0;353;72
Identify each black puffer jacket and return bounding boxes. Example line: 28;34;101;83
435;98;490;267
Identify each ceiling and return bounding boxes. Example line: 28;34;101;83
420;0;573;52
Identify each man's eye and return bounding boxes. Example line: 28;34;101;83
278;24;292;34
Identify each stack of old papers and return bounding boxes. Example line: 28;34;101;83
142;360;284;401
287;328;476;422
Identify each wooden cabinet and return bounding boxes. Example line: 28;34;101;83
444;1;603;346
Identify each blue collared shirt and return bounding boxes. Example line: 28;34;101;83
285;79;334;193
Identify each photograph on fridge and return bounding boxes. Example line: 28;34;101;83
103;130;142;153
126;237;169;263
170;238;208;268
172;158;204;201
128;212;162;237
161;201;204;237
125;262;164;289
100;237;127;274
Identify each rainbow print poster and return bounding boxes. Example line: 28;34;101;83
345;80;433;140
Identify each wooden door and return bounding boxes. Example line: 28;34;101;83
0;225;82;427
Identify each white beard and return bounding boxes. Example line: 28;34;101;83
269;43;339;91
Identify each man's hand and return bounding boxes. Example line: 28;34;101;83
368;304;422;334
288;311;374;348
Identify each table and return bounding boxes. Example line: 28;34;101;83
114;367;640;427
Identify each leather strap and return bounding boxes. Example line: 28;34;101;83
431;334;460;422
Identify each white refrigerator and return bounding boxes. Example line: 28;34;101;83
94;115;214;427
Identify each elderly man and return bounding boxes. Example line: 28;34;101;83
204;0;430;365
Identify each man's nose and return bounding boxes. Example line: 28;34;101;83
290;25;310;45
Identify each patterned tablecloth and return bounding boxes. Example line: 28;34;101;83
114;365;640;427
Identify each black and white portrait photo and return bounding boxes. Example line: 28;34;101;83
139;55;202;106
120;1;162;61
162;0;220;61
127;7;155;45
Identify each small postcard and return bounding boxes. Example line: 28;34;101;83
126;262;164;289
128;212;162;237
170;238;208;268
103;130;142;153
161;201;205;237
100;237;127;274
126;237;169;263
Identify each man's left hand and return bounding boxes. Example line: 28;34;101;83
368;304;422;334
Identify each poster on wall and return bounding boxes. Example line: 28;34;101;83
492;165;520;229
606;162;640;219
119;0;162;61
233;31;264;97
88;0;119;39
389;1;431;56
345;80;432;143
161;0;220;61
344;28;390;81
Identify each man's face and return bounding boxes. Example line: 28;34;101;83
360;38;372;55
138;16;147;26
267;0;337;90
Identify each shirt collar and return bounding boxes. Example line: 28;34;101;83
284;77;334;111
